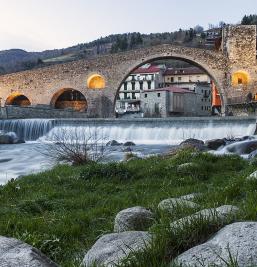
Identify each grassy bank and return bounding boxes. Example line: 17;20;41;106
0;149;256;266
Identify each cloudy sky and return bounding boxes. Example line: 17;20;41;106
0;0;255;51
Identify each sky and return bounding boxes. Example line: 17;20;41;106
0;0;256;52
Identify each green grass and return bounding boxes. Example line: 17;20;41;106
0;148;256;266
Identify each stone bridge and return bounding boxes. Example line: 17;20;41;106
0;25;256;117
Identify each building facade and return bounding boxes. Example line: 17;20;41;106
115;64;165;115
163;67;211;90
140;87;197;117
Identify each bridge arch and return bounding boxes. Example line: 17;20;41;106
114;53;226;114
5;92;31;106
50;88;87;112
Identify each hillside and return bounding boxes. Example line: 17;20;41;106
0;14;256;75
0;29;211;75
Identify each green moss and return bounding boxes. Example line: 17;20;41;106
0;150;255;266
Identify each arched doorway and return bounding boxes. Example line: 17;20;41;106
5;93;31;106
51;89;87;112
114;56;224;117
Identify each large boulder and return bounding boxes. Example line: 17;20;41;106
82;231;151;267
179;139;206;151
106;140;122;146
205;139;226;150
175;222;257;267
158;198;199;213
123;141;136;146
225;140;257;155
114;206;154;232
0;132;25;144
0;235;58;266
170;205;239;230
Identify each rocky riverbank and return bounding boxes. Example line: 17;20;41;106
0;148;256;266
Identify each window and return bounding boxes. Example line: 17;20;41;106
132;82;135;90
144;94;147;98
147;81;151;89
124;82;127;91
201;106;203;110
170;77;174;83
132;93;136;99
178;77;182;81
157;93;161;97
124;93;128;99
139;82;143;90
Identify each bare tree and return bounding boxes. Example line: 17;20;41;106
43;127;106;165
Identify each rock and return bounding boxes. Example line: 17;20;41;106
158;198;199;213
179;193;201;201
205;139;226;150
114;206;154;232
226;140;257;155
106;140;122;146
0;132;25;145
123;141;136;146
0;235;58;266
179;139;207;151
247;170;257;181
0;134;12;144
170;205;239;230
175;222;257;267
82;231;151;267
180;139;204;146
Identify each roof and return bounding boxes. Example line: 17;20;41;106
132;65;162;74
163;67;206;76
143;86;196;94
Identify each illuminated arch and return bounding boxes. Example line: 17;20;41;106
232;70;250;87
87;74;106;89
50;88;87;112
5;92;31;106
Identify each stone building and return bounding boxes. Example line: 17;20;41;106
194;83;212;116
163;67;212;115
140;86;197;117
115;64;165;115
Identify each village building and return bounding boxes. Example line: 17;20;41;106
115;64;165;115
140;86;197;117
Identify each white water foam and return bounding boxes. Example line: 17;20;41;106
39;122;256;145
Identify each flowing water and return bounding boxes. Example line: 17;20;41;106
0;118;256;184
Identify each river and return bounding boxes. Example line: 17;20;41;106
0;117;256;184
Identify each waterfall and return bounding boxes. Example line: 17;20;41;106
40;121;256;145
0;119;56;141
0;118;256;145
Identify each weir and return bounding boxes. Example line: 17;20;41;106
0;117;256;144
